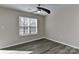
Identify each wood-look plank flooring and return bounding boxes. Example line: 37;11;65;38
2;39;79;54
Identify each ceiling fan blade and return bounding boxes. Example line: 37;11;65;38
37;7;51;14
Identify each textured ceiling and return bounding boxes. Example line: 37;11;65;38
0;4;69;16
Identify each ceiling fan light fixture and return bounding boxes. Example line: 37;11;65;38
37;10;41;13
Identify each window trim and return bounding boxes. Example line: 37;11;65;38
19;16;38;36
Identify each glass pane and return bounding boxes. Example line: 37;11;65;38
19;27;24;35
25;27;29;35
30;27;37;34
19;27;24;32
30;18;37;26
19;17;25;26
19;16;30;36
19;26;29;35
19;17;29;26
24;17;29;26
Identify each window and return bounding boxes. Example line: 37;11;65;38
19;16;37;36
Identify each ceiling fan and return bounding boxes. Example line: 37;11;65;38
33;4;51;14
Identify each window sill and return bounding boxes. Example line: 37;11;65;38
19;33;38;36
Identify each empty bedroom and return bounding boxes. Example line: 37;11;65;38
0;4;79;54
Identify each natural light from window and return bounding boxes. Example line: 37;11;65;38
19;16;37;36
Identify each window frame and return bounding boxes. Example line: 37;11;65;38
19;16;38;36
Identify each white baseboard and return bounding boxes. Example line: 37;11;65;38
1;37;44;49
2;37;79;50
46;38;79;49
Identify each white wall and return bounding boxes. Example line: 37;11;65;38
45;5;79;48
0;7;45;49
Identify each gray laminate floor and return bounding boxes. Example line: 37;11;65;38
2;39;79;54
